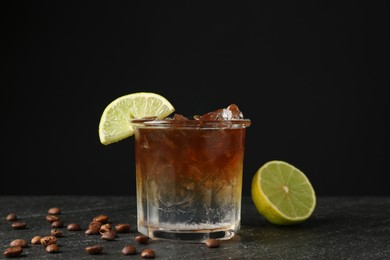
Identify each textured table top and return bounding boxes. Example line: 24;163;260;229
0;196;389;259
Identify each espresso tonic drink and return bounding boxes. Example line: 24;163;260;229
132;105;250;242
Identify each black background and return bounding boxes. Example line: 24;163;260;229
1;1;388;196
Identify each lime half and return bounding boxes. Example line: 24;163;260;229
98;92;175;145
251;160;316;225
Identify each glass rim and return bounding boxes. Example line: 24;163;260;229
131;118;251;128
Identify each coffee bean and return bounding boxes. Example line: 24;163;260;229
85;222;101;234
40;236;58;246
67;223;81;231
101;230;116;241
93;215;109;223
45;244;59;253
89;221;102;229
10;239;28;248
141;249;155;258
87;221;102;234
121;245;137;255
86;222;101;235
11;221;26;229
31;236;42;244
51;229;63;237
3;246;23;258
99;223;112;234
205;238;220;248
48;207;61;215
135;235;150;244
85;245;103;255
115;223;131;233
85;228;100;235
52;220;63;228
6;213;17;221
46;215;60;223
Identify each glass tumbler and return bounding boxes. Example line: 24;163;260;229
132;118;251;242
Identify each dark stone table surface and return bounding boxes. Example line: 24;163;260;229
0;196;389;259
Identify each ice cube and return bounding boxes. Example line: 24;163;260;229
223;104;244;120
194;104;244;120
173;114;189;120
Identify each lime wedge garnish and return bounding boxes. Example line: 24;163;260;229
98;92;175;145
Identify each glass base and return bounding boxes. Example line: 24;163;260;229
138;225;236;243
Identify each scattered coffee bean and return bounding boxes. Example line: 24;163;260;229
85;245;103;255
52;220;63;228
10;239;28;248
45;244;59;253
31;236;42;244
48;207;61;215
46;215;60;223
135;235;150;244
67;223;81;231
115;223;131;233
85;228;100;235
205;238;220;248
51;229;63;237
101;230;116;241
11;221;26;229
40;236;58;246
93;215;109;223
3;246;23;258
6;213;17;221
99;223;112;234
141;249;155;258
86;221;102;234
89;221;103;229
121;245;137;255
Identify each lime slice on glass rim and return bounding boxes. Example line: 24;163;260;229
251;160;316;225
98;92;175;145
